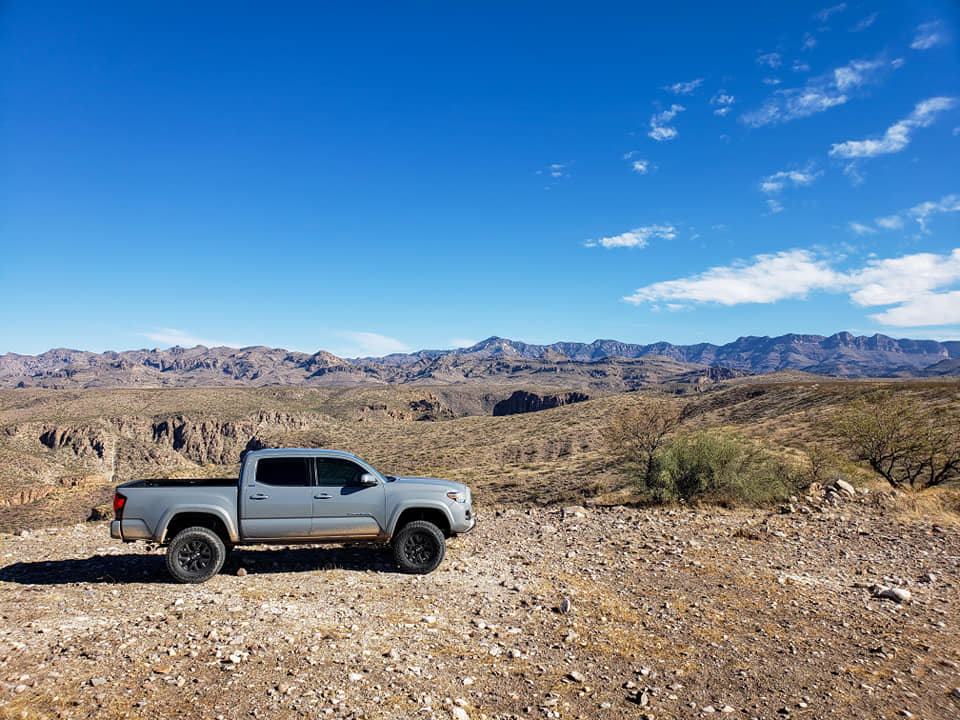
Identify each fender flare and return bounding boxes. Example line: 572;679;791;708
386;501;455;536
158;505;240;544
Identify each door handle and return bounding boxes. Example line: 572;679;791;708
249;493;269;500
314;493;332;500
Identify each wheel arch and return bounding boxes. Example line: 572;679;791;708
389;504;453;537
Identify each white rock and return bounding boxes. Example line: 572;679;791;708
835;479;856;497
450;707;470;720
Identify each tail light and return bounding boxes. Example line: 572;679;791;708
113;492;126;520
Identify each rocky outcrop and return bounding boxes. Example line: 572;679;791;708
492;390;589;416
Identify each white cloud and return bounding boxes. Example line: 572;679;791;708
848;222;876;235
829;96;957;159
334;331;410;358
793;60;810;73
816;3;847;22
586;225;677;249
631;159;652;174
664;78;703;95
711;92;735;116
761;77;782;86
870;292;960;326
909;194;960;233
875;215;904;230
851;12;878;32
649;104;685;141
623;250;843;305
849;250;960;306
954;127;960;136
848;194;960;235
758;165;821;212
911;21;946;50
741;56;893;127
756;52;782;69
802;33;817;51
622;247;960;328
140;328;240;348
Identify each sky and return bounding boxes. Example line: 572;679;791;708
2;1;959;358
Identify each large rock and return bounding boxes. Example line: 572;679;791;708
492;390;589;416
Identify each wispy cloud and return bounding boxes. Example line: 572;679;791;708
848;194;960;236
802;33;817;51
758;164;822;212
140;328;240;348
829;96;957;159
815;3;847;23
631;159;653;174
756;52;782;69
663;78;703;95
648;104;685;141
792;60;810;73
851;12;878;32
585;225;677;249
334;331;410;358
741;56;893;128
911;21;946;50
536;162;572;189
848;222;876;235
622;247;960;327
711;92;735;116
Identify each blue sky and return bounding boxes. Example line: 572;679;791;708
2;1;958;357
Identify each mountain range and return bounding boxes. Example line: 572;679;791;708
1;332;958;390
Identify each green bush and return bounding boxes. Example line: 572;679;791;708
640;431;799;506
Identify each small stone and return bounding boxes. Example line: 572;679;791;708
951;688;960;699
236;568;247;577
559;597;572;614
567;670;586;683
348;672;364;682
874;586;912;604
90;678;107;687
152;665;173;675
835;479;856;497
721;706;736;714
703;706;716;713
450;707;470;720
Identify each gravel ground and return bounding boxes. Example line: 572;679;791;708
0;490;958;720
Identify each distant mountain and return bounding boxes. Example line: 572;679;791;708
382;332;959;377
1;332;957;389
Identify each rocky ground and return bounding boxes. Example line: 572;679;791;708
0;488;959;720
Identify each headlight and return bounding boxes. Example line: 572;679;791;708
446;490;466;503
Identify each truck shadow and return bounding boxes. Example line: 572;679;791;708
0;545;401;585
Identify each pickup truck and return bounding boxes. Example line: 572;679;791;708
110;448;475;583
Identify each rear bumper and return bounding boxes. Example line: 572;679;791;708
110;519;152;541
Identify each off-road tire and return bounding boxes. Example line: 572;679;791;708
165;526;226;583
391;520;446;574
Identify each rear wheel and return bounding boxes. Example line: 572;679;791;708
391;520;446;574
165;526;226;583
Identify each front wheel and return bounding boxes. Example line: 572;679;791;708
391;520;446;574
165;526;226;583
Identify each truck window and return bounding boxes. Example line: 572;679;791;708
316;458;364;486
255;457;310;487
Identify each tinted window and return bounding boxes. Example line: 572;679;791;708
316;458;364;486
255;457;310;487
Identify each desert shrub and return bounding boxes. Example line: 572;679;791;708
642;431;799;506
833;391;960;490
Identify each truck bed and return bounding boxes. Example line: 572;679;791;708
121;478;237;488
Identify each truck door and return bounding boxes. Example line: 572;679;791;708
241;456;313;539
311;457;384;538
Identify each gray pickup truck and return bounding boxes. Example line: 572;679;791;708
110;448;475;583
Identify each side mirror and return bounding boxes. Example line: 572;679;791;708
359;473;379;486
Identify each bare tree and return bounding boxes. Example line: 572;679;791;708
833;392;960;490
602;399;687;482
